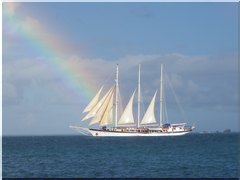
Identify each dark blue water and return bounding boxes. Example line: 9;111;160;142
3;133;239;178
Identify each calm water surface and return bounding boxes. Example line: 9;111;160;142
3;133;239;178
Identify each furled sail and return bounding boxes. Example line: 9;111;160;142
140;90;157;125
82;87;113;121
89;87;114;125
82;86;103;113
99;92;114;126
118;90;136;125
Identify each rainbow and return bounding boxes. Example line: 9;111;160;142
3;2;99;101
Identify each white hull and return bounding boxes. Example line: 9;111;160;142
70;126;191;137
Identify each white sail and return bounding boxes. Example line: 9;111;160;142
140;90;157;125
82;87;113;121
118;90;136;125
89;88;114;125
99;92;114;126
82;86;103;113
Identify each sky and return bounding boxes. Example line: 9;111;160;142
2;2;238;135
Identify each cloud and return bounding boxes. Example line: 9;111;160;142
2;3;237;113
3;52;237;114
2;52;238;135
3;82;17;98
117;53;237;111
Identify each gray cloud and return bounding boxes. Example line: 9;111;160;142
3;53;237;110
108;54;232;111
3;52;238;134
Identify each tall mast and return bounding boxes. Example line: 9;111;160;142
137;64;141;129
115;64;119;128
160;64;163;127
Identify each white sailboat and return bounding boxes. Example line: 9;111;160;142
70;64;194;136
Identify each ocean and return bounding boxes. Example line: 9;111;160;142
2;133;239;178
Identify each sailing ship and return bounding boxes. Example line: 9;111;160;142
70;64;194;136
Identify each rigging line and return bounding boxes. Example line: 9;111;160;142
165;72;188;123
140;92;146;117
101;70;115;89
163;86;169;123
114;67;124;118
162;78;169;123
162;79;167;123
117;86;123;117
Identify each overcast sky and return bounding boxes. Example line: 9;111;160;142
3;2;238;135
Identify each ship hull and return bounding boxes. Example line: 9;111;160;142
70;126;191;137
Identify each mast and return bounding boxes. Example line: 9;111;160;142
115;64;119;128
137;64;141;129
160;64;163;127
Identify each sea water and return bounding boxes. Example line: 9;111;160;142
2;133;239;178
